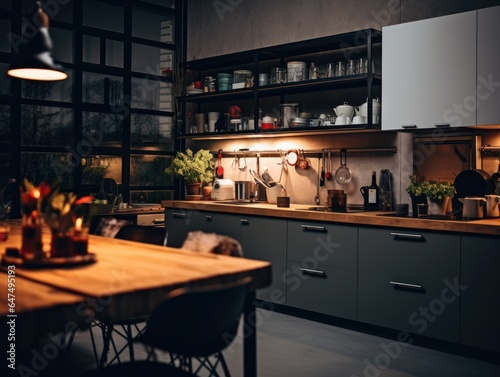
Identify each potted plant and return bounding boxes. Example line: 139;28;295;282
405;175;428;217
421;180;456;215
165;149;214;197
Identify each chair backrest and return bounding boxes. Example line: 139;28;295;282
181;231;243;257
139;277;251;357
115;224;167;246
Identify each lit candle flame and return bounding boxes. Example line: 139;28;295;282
75;217;82;231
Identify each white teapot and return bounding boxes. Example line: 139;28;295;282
485;194;500;217
333;102;354;119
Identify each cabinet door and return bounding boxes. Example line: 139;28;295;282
286;220;357;319
477;6;500;126
358;227;460;342
165;209;235;247
382;11;477;130
234;215;287;303
460;235;500;352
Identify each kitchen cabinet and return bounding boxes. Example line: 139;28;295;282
178;29;381;139
382;11;477;130
231;214;287;302
165;208;236;247
477;6;500;126
286;220;357;319
460;234;500;353
358;227;460;342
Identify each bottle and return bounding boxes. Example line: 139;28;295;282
309;62;318;80
368;171;380;211
492;163;500;195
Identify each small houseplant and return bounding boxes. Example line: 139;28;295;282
422;180;456;215
165;149;214;196
405;175;427;217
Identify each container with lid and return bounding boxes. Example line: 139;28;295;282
233;70;252;89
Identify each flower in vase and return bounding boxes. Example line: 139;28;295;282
44;192;92;234
20;178;55;216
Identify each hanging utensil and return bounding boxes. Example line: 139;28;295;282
325;149;332;181
215;149;224;179
334;148;352;185
315;157;321;204
250;169;271;189
320;150;325;187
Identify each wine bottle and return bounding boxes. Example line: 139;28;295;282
368;171;380;211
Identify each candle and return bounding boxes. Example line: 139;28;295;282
75;217;82;231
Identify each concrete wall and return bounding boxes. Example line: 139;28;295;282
184;0;500;208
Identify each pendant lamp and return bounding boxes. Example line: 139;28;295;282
7;1;67;81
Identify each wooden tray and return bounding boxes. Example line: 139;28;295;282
1;253;97;268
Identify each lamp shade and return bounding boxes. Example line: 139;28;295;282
7;2;67;81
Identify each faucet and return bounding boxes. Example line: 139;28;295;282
0;178;16;219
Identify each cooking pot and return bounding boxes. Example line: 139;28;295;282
458;197;487;219
485;194;500;217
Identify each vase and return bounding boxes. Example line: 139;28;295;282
186;182;201;196
50;232;73;258
21;212;44;259
428;197;451;216
410;194;427;217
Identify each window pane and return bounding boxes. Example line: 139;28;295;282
22;70;73;102
52;28;73;63
140;0;174;8
0;154;12;185
132;44;172;74
83;35;100;64
131;77;172;111
50;1;73;23
131;114;174;150
82;155;122;185
131;190;173;205
131;155;172;186
0;63;11;95
0;20;10;53
83;0;124;33
82;112;123;148
21;152;73;190
21;105;74;147
0;105;10;141
132;9;174;43
106;39;123;67
82;72;123;106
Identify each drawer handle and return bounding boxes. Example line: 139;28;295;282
390;232;423;240
152;219;165;225
172;212;186;218
205;215;213;221
390;281;423;291
240;219;250;225
434;123;451;128
401;124;417;129
301;225;327;232
300;268;326;277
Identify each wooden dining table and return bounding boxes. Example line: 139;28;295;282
0;221;272;377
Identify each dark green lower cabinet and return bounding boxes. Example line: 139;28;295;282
460;235;500;352
358;227;460;343
286;220;358;319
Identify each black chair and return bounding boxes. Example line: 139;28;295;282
80;277;251;377
92;225;168;366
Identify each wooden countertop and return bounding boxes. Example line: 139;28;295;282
161;200;500;236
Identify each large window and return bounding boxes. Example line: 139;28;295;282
0;0;178;215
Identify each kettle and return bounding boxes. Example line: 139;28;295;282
458;197;487;219
484;194;500;217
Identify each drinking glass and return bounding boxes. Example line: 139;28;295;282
335;61;346;77
347;60;357;75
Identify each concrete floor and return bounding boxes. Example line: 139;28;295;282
19;309;500;377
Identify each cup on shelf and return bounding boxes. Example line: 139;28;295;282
195;113;206;133
326;63;335;78
352;115;365;125
357;58;367;74
208;112;220;132
335;61;346;77
347;59;357;75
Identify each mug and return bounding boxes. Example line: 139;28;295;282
352;115;365;124
335;115;350;125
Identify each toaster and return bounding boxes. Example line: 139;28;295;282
211;179;234;200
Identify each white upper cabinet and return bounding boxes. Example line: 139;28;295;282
382;11;477;130
477;6;500;126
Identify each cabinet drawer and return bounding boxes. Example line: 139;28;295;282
287;220;357;269
358;270;460;342
286;261;356;319
359;227;459;280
